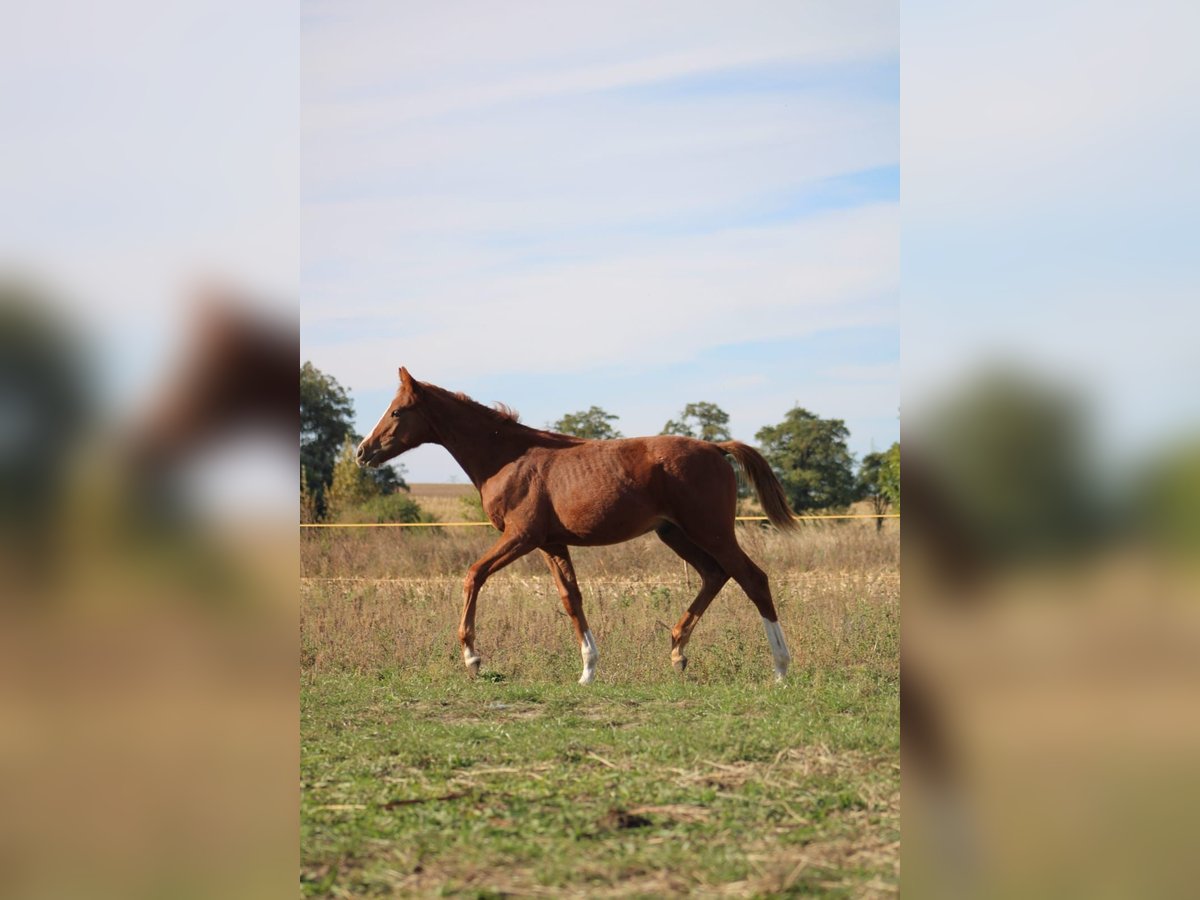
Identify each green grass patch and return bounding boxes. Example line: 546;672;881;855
301;670;898;897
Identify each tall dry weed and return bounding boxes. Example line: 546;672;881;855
302;522;898;684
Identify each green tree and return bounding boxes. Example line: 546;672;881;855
881;442;900;512
661;402;732;442
300;361;406;515
552;406;623;440
918;369;1098;565
300;466;318;524
324;438;379;523
367;460;408;495
341;493;430;525
756;407;857;513
323;439;427;524
459;491;488;522
300;361;355;512
1135;441;1200;557
857;442;900;530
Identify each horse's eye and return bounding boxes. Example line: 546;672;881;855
391;408;401;418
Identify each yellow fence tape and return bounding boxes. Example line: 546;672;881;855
301;514;899;529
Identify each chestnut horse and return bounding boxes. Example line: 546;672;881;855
357;368;799;684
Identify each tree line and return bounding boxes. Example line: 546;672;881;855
549;400;899;525
300;362;899;525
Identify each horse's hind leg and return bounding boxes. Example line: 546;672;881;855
694;533;792;681
541;544;598;684
656;523;730;674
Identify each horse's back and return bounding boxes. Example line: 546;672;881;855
541;434;727;490
530;436;736;544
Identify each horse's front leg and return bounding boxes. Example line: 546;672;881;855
541;544;598;684
459;531;536;675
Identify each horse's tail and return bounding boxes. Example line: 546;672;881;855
719;441;799;532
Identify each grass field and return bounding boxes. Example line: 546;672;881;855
302;493;899;897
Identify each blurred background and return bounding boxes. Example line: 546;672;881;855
1;2;297;898
903;2;1200;897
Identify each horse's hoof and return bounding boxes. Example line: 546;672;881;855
672;656;688;674
466;657;481;676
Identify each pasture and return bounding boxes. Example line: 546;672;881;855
301;497;899;896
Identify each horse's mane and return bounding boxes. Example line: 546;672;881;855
441;388;520;427
428;383;580;446
450;390;520;424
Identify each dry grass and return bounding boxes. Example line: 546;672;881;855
407;483;476;498
302;514;896;578
302;523;897;683
404;484;480;524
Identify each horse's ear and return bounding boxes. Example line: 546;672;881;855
399;366;414;388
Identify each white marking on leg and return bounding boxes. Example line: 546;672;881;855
463;645;481;670
762;618;791;681
579;630;599;685
671;643;687;668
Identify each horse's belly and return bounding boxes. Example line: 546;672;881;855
546;467;660;544
554;510;662;546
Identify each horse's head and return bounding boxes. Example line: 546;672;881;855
356;367;434;468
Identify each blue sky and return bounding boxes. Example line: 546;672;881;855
300;1;899;482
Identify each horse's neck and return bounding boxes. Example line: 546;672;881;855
425;393;531;489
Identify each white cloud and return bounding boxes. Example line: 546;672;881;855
304;1;896;105
303;202;897;388
822;361;900;383
904;1;1200;227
